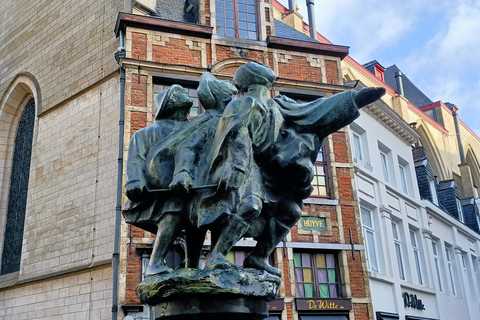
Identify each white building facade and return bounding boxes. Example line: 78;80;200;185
350;91;480;320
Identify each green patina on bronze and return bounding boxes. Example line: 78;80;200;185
122;61;385;310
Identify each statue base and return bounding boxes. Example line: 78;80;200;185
153;295;268;320
137;267;280;320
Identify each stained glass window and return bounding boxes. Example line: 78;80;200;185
1;99;35;275
294;252;340;298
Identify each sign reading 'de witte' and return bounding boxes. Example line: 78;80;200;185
301;217;327;230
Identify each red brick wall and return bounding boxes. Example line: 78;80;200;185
125;227;151;305
132;33;147;60
216;45;235;61
153;38;202;67
325;60;339;84
278;56;322;82
130;75;147;108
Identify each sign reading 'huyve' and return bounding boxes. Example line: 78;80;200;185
403;292;425;310
301;217;327;230
296;298;352;311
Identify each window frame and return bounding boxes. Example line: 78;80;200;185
409;229;423;285
456;198;465;223
361;206;379;272
215;0;259;40
1;99;35;275
392;222;405;280
310;142;330;198
293;251;342;299
432;241;443;292
445;244;457;296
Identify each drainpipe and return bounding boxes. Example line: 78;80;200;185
453;110;466;164
306;0;316;39
288;0;296;11
112;29;126;320
395;71;404;96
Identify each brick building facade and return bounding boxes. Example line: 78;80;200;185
116;2;372;319
0;1;373;319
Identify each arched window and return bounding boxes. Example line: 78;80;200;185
1;99;35;275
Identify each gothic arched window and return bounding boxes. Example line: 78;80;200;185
1;99;35;275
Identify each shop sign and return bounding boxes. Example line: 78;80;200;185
267;299;284;311
296;298;352;311
402;292;425;310
301;217;327;230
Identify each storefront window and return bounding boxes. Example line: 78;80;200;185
294;252;340;298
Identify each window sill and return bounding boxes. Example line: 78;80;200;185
304;198;338;206
212;35;267;48
0;271;19;289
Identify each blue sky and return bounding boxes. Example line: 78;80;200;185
279;0;480;136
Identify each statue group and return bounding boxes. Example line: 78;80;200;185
123;61;384;317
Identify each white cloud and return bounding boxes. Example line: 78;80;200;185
400;0;480;134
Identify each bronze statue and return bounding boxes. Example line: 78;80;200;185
123;61;385;308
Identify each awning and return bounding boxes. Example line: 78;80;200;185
300;316;348;320
376;311;400;320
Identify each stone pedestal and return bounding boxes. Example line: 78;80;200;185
136;267;280;320
153;295;268;320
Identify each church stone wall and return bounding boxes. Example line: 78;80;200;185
20;76;119;280
0;0;124;114
0;266;113;320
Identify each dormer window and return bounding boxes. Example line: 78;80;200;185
374;64;385;82
216;0;257;40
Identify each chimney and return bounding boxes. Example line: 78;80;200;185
395;71;404;96
306;0;316;39
288;0;296;11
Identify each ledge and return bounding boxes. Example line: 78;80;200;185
115;12;213;38
266;36;349;59
303;198;339;206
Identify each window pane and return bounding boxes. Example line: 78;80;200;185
239;30;248;38
303;269;313;282
226;28;235;37
294;268;303;282
248;13;256;22
217;10;224;17
296;284;305;297
304;284;314;298
247;0;254;4
329;284;338;298
247;5;255;13
319;284;329;298
381;152;389;182
316;254;326;268
248;23;256;31
216;0;224;8
226;251;235;264
225;1;233;10
327;269;336;283
317;269;327;282
326;254;335;268
235;251;245;266
366;231;378;271
239;21;247;30
239;12;247;20
294;253;301;267
395;243;405;280
216;18;224;26
361;208;372;227
225;10;234;19
226;19;234;28
302;253;311;267
238;4;246;12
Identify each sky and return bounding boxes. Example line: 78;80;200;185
278;0;480;136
